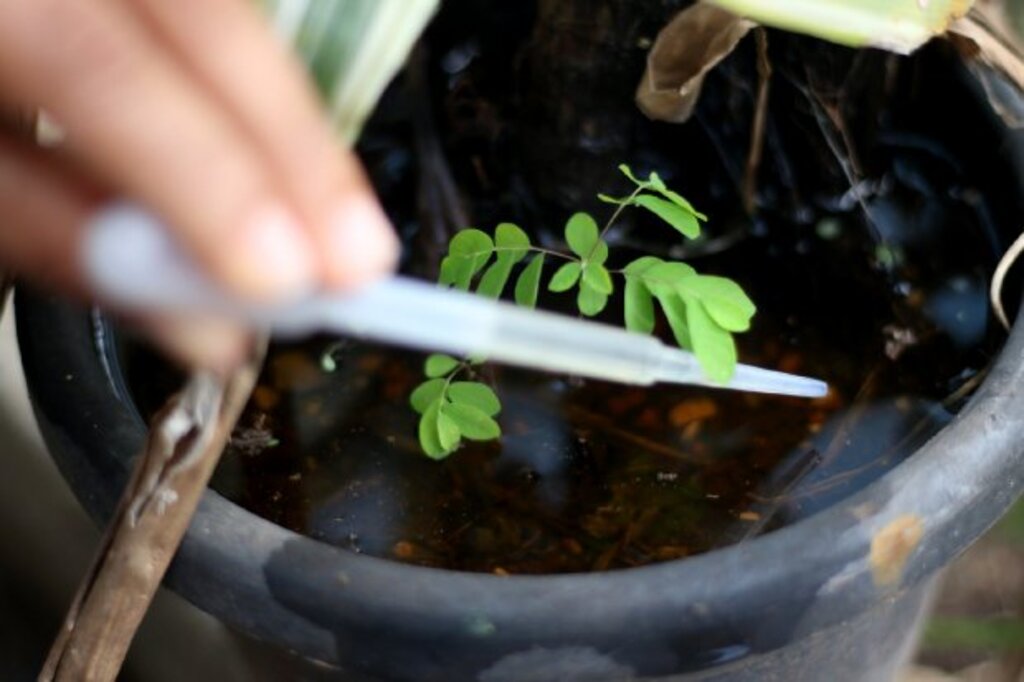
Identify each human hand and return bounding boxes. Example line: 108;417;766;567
0;0;399;369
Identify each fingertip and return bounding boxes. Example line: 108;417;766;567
143;313;252;373
322;196;400;289
221;201;319;300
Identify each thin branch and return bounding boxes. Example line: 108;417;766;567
742;28;771;215
40;339;266;682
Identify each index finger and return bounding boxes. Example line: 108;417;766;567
125;0;399;288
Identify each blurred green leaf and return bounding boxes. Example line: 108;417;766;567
565;213;600;257
578;282;610;317
410;378;446;413
655;291;693;350
549;262;583;292
515;255;544;308
477;259;514;299
425;354;459;378
444;403;501;440
437;409;461;451
495;223;530;262
582;263;614;295
418;400;449;459
449;381;501;416
686;297;737;382
678;275;756;332
635;195;701;239
625;278;656;334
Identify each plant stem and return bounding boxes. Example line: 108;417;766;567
599;187;644;241
458;245;578;262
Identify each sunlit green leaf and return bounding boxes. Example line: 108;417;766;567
655;292;693;350
549;262;582;292
678;275;756;332
410;378;446;413
640;262;696;297
444;403;501;440
565;213;600;257
582;263;614;295
618;163;644;186
648;171;667;192
654;187;707;221
635;195;701;239
623;256;664;277
439;256;457;286
686;297;737;382
448;381;501;416
514;255;544;308
624;278;656;334
425;354;459;378
495;223;530;262
477;259;514;299
578;282;610;317
446;229;494;289
450;228;494;257
437;409;462;451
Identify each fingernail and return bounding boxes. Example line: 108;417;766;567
236;203;318;299
326;197;400;287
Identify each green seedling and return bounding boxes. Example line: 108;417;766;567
411;165;756;459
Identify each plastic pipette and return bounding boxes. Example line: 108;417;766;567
83;203;828;399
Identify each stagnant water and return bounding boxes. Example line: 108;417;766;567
123;185;1006;574
124;11;1019;573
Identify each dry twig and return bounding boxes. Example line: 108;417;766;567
40;341;265;682
742;28;771;214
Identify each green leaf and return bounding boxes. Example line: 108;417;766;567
640;262;696;297
635;195;701;239
514;255;544;308
686;298;737;383
494;223;530;262
443;403;501;441
624;278;656;334
425;354;459;378
549;262;582;292
437;410;462;451
678;275;756;332
418;400;450;459
589;240;609;266
623;256;664;277
446;229;495;289
477;259;514;299
449;228;494;257
410;378;446;414
578;282;610;317
655;187;707;221
582;263;614;295
565;213;600;257
656;292;693;350
597;193;627;205
648;171;667;192
439;256;457;286
448;381;501;416
618;163;644;186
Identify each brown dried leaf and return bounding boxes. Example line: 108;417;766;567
948;8;1024;127
636;4;756;123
